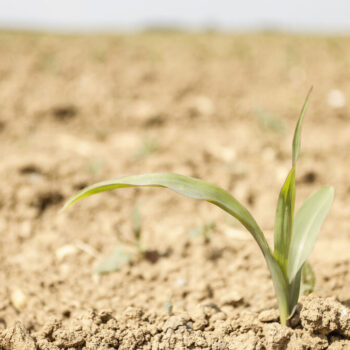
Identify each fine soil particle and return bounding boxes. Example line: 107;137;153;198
0;31;350;349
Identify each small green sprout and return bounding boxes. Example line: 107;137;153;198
95;203;162;273
134;137;159;161
164;295;174;316
255;108;287;134
95;244;132;274
300;261;316;296
189;221;216;244
63;89;333;325
95;203;144;274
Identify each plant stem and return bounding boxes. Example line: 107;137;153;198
265;254;290;326
279;297;290;326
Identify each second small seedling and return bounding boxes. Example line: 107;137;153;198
95;203;144;274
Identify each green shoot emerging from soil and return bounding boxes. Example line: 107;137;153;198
95;203;144;274
63;90;334;325
189;221;216;244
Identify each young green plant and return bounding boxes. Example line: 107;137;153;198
189;221;216;244
63;90;333;325
95;203;144;274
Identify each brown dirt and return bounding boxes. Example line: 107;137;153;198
0;30;350;349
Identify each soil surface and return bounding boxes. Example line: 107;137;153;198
0;30;349;349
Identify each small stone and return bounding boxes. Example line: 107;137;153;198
18;221;33;239
327;89;346;109
276;166;289;183
163;316;187;331
92;273;100;284
202;303;221;317
211;312;227;322
192;317;208;331
207;144;237;163
220;292;244;307
10;288;27;311
263;323;292;350
122;307;143;321
176;277;187;287
55;245;78;261
258;309;279;323
191;308;208;331
224;228;250;241
39;318;62;338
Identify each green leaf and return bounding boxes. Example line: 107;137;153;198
266;254;290;325
292;87;313;167
95;244;132;274
274;168;296;275
288;267;302;316
64;172;291;324
288;261;316;315
288;186;334;282
300;261;316;295
289;261;316;315
64;173;270;252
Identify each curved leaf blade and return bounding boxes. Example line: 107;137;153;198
288;186;334;282
288;260;316;315
266;254;290;325
292;87;313;167
64;173;270;250
300;261;316;295
288;267;302;317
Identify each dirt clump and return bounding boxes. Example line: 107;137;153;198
0;322;36;350
300;296;350;338
1;298;350;349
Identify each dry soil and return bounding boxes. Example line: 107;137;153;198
0;30;350;349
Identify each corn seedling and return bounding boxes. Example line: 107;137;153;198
63;90;333;325
134;137;159;161
189;221;216;244
164;295;174;316
255;108;286;134
95;244;132;274
95;203;143;274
